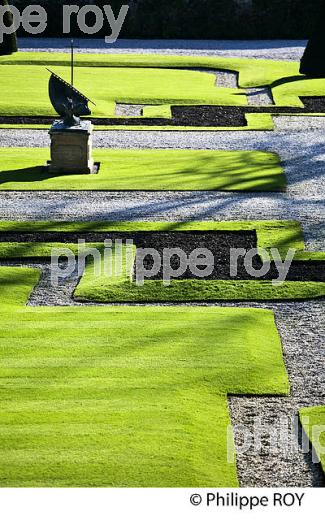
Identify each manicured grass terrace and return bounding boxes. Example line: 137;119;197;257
0;267;289;487
1;54;325;130
0;220;323;302
0;148;285;192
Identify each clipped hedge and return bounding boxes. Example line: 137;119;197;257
0;0;17;54
11;0;323;39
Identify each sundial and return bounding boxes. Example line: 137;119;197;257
46;41;98;175
47;40;96;128
47;67;95;128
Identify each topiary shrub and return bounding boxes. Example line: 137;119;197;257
0;0;18;55
300;0;325;77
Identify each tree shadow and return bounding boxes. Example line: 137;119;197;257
0;135;323;254
0;152;285;191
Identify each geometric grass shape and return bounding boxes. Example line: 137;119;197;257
1;53;325;113
0;148;286;192
0;64;247;119
2;54;325;131
299;407;325;476
0;220;324;302
0;267;289;487
271;78;325;108
75;243;325;303
0;220;307;248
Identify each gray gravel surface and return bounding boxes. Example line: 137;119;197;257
274;115;325;131
115;104;144;117
215;70;237;88
246;87;274;105
19;38;307;61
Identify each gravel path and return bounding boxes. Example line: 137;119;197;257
115;104;144;117
229;300;325;487
246;87;274;105
215;70;237;88
19;38;306;61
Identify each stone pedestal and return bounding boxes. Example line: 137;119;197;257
48;120;96;174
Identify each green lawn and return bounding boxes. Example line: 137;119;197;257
0;220;323;302
0;148;285;192
0;63;246;118
0;267;289;487
299;407;325;476
76;244;325;303
1;53;325;120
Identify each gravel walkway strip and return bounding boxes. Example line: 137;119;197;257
246;87;274;106
274;115;325;131
215;70;238;88
115;104;144;117
18;38;306;61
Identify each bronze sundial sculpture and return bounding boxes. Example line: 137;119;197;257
47;40;96;128
46;41;98;175
47;68;95;127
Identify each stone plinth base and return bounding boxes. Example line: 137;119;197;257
48;120;96;175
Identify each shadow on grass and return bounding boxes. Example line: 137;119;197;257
0;152;285;192
0;166;74;184
270;75;307;88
